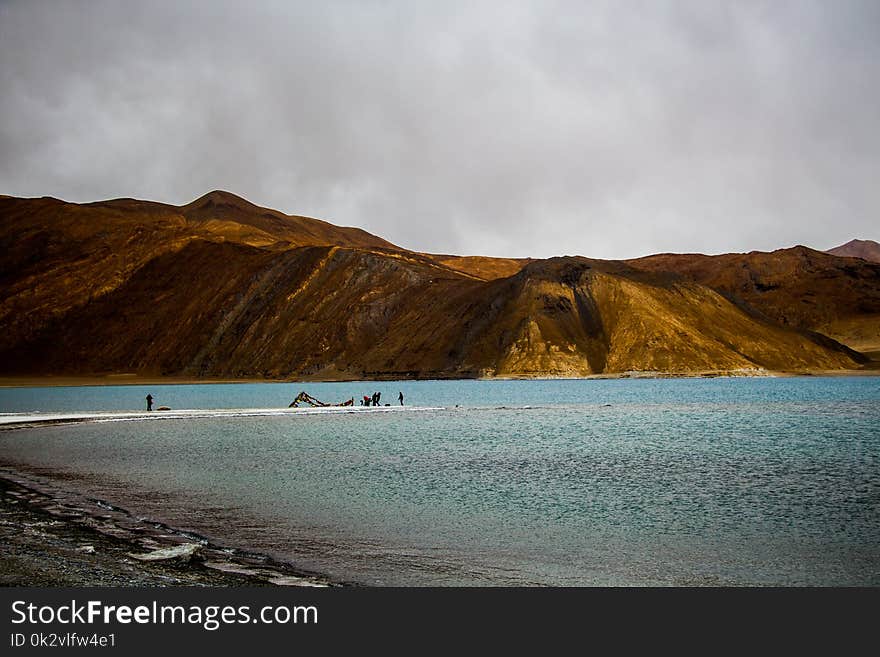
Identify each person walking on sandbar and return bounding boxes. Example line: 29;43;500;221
398;391;404;405
146;394;153;412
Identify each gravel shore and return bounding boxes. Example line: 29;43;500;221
0;476;330;587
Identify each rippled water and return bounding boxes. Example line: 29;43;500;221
1;377;878;585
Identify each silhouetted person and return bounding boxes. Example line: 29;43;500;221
398;391;404;405
146;394;153;412
376;391;381;406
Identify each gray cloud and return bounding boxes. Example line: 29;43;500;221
1;0;878;258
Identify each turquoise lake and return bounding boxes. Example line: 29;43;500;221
1;377;878;585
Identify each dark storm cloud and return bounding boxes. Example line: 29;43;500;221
1;0;878;258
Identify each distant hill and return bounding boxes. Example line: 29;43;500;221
0;193;873;378
826;239;880;263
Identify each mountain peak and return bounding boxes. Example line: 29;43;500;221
826;239;880;263
174;189;398;251
184;190;256;209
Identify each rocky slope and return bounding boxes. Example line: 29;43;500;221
0;193;871;378
628;247;880;353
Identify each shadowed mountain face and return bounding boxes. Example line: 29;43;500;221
0;193;870;378
826;239;880;263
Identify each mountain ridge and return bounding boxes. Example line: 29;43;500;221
0;192;875;379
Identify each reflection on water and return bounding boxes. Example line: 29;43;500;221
1;377;878;585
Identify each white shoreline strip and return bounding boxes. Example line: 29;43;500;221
0;405;446;427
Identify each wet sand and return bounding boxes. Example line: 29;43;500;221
0;473;333;587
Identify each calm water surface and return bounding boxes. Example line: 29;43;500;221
1;377;878;585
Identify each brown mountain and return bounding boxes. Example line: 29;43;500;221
0;193;870;379
628;246;880;353
0;191;398;354
826;239;880;263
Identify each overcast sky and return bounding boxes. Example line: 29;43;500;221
1;1;877;259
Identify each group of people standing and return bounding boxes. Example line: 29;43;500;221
147;391;404;411
361;391;404;406
363;391;382;406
